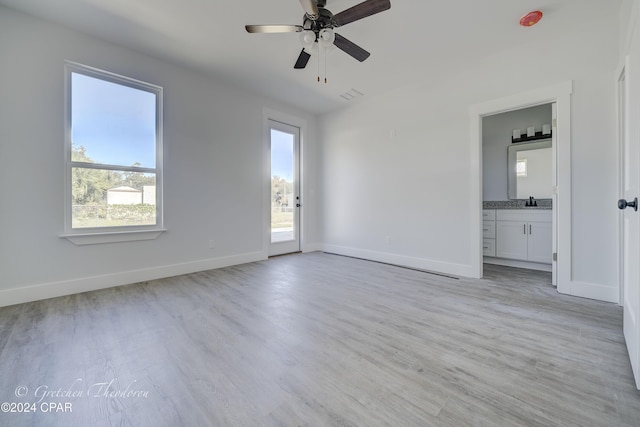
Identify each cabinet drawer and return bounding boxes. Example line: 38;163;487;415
483;239;496;256
482;209;496;220
496;209;551;223
482;221;496;238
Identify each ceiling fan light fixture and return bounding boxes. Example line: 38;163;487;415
319;29;335;48
300;30;316;49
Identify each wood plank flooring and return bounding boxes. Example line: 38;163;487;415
0;252;638;426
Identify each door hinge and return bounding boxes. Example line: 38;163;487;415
552;118;557;127
553;252;557;262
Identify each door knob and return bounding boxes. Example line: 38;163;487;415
618;197;638;211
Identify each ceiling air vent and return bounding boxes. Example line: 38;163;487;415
340;88;364;101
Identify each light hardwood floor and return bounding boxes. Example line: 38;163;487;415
0;252;639;426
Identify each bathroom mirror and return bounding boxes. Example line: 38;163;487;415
507;139;552;199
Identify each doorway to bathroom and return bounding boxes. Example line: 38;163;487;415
470;82;573;295
481;103;555;284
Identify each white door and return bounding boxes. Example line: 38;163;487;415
620;39;640;389
528;221;553;264
269;120;301;256
496;221;528;260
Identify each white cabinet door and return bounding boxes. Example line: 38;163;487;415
528;221;553;263
496;221;528;260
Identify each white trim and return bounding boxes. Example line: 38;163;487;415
470;81;573;296
568;281;619;304
61;229;166;245
268;120;301;256
262;108;308;257
321;244;475;278
0;251;265;308
63;61;164;237
302;242;323;253
551;101;558;287
616;59;628;306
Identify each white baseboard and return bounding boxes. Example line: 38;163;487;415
485;258;617;304
0;251;266;308
321;244;475;277
302;242;323;253
566;280;619;304
4;249;617;308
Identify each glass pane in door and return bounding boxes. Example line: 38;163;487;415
271;129;295;243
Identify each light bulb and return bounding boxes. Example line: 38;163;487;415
299;30;315;49
319;29;335;48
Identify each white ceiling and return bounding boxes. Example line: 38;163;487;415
0;0;620;114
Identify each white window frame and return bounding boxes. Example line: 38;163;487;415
62;62;165;245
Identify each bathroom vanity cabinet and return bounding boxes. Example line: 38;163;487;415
483;209;552;268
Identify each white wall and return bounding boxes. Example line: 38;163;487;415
483;104;552;201
319;5;621;293
0;6;319;305
620;0;636;53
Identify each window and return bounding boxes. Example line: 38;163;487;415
516;158;528;177
64;62;163;243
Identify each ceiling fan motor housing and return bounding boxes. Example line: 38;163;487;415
304;7;336;38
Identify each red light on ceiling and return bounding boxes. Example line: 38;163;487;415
520;10;543;27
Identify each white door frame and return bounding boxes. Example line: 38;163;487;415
618;62;627;307
268;120;300;255
470;81;573;295
262;108;307;257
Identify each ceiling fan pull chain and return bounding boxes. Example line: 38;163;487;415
317;43;321;83
324;46;328;84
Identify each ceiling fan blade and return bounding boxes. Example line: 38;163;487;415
334;0;391;27
334;33;370;62
299;0;319;19
245;25;303;33
294;49;312;69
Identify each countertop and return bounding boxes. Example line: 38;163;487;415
483;200;552;210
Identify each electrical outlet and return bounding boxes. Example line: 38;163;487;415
385;236;391;244
208;240;215;249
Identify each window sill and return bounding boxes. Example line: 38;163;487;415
61;229;166;246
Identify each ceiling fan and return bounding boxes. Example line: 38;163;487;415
245;0;391;70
